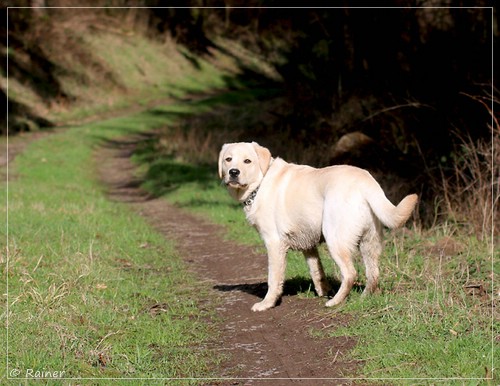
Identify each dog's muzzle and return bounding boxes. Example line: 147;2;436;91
226;168;242;187
225;168;247;189
229;168;240;178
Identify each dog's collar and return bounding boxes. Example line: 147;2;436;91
242;158;274;207
243;187;259;207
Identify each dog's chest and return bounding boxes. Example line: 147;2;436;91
244;205;257;226
283;227;322;250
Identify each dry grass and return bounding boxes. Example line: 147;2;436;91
438;95;499;242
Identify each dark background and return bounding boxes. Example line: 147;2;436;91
2;1;498;232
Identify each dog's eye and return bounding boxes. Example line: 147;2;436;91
225;157;232;162
244;159;252;164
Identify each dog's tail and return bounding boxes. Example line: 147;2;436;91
367;191;418;229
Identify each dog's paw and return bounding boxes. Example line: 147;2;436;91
251;301;274;312
325;296;345;307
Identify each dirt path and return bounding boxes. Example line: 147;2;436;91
0;130;58;171
96;135;359;385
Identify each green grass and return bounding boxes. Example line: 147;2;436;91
1;97;247;383
320;229;497;381
132;92;498;383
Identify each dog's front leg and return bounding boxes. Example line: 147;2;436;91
252;241;287;312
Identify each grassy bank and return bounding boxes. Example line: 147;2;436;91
133;93;498;383
5;8;278;132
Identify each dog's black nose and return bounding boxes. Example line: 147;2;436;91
229;168;240;178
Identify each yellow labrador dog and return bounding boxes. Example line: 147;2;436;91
218;142;418;311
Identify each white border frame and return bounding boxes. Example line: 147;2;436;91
4;4;495;383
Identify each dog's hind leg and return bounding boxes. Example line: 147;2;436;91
324;245;357;307
303;247;331;297
360;222;383;296
252;240;287;312
322;224;358;307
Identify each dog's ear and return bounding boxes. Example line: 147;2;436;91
252;142;272;175
218;144;229;179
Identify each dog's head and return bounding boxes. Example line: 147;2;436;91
218;142;272;203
